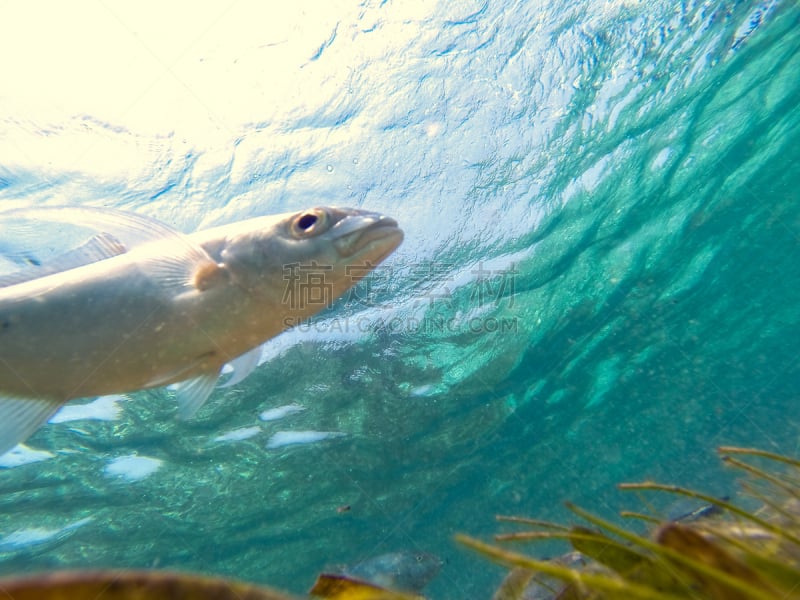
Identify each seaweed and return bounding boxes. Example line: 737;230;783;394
459;446;800;599
5;446;800;600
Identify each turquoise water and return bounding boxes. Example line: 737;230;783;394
1;1;799;598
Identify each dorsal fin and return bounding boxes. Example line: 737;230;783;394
0;206;220;295
0;233;127;288
0;206;189;248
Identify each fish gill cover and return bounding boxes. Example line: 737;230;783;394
0;1;798;599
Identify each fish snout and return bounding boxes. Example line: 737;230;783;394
330;210;399;237
330;210;403;260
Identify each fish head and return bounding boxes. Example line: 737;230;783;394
220;207;403;318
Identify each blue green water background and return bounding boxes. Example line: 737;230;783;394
0;1;799;598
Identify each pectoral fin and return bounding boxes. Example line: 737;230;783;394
192;261;229;291
138;243;222;295
174;372;220;420
0;395;63;457
220;347;262;388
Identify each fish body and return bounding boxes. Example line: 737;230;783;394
0;241;225;398
0;206;402;454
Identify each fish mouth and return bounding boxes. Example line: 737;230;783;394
331;213;404;262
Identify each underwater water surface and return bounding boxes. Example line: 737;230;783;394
1;1;799;599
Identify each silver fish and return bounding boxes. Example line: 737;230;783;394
0;206;403;455
342;551;442;593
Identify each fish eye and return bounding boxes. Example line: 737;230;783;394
291;209;327;238
297;213;317;230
